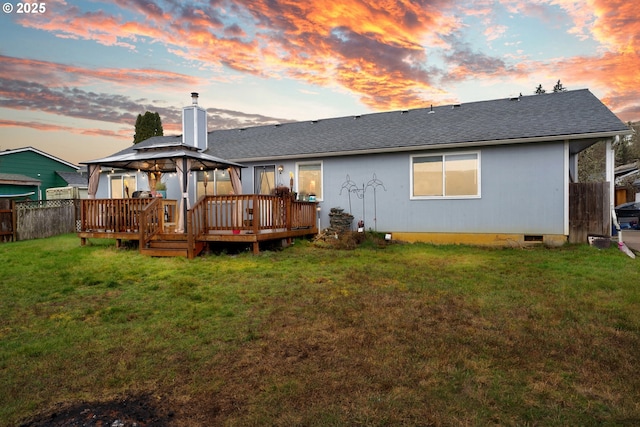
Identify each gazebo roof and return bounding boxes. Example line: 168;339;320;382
82;142;244;172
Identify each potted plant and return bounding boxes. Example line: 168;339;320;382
155;181;167;198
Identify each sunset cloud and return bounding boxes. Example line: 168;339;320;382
3;0;639;125
12;0;463;110
0;119;130;139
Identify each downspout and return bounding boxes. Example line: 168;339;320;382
608;136;634;257
606;137;616;237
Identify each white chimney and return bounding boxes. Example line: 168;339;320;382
182;92;207;150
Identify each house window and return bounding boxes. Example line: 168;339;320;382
411;152;480;198
297;162;322;200
196;170;233;196
109;174;137;198
254;165;276;194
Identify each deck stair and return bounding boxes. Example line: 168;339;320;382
139;233;205;258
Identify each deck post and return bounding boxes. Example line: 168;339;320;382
286;196;292;231
187;211;193;259
252;194;260;235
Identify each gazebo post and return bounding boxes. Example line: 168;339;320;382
182;157;189;234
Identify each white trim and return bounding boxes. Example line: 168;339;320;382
410;151;481;200
606;137;617;221
253;164;276;194
295;160;324;201
108;173;138;198
564;141;570;236
0;192;35;198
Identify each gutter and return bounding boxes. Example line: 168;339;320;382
0;192;35;198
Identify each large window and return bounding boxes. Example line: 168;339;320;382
254;165;276;195
196;169;233;197
109;174;137;198
297;162;322;200
411;152;479;198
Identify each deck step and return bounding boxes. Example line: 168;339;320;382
140;246;189;257
139;239;205;258
149;240;189;249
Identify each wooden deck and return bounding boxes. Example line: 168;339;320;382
78;195;318;258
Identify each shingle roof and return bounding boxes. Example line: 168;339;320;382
56;171;87;187
0;173;41;185
206;89;630;161
98;89;630;164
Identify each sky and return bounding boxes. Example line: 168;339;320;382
0;0;638;166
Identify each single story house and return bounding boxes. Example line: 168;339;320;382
88;89;630;246
0;147;83;200
0;173;41;200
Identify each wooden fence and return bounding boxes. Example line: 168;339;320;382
0;200;16;242
13;199;78;241
569;182;610;243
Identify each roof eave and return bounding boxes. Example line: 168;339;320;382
228;129;630;162
0;179;41;185
0;192;36;198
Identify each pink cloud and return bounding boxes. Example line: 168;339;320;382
6;0;639;121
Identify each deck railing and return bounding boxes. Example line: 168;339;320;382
190;195;316;237
81;198;151;232
80;195;316;237
139;198;161;248
80;198;177;233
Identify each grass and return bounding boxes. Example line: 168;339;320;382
1;234;639;426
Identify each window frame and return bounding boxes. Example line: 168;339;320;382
410;151;481;200
295;160;323;201
108;173;137;199
254;164;276;195
196;169;233;196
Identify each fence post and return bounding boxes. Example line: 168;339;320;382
11;200;17;242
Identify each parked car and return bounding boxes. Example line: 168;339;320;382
615;201;640;229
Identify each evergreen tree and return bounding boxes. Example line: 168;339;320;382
535;84;546;94
616;122;640;166
133;111;164;144
552;80;567;92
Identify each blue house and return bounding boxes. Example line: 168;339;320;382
89;90;630;247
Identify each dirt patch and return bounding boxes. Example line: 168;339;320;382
19;394;174;427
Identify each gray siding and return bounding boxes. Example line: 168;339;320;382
240;142;566;235
93;142;567;236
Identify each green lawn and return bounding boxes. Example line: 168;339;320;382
1;234;639;426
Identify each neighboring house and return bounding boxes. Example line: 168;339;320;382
614;161;640;205
53;170;89;199
0;173;41;200
88;89;630;246
0;147;82;200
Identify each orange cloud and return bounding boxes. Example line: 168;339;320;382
0;55;202;88
13;0;458;110
8;0;640;122
591;0;640;54
486;0;640;121
0;119;130;139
